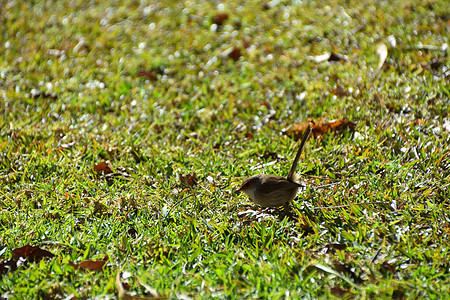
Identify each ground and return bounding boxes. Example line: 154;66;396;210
0;0;449;298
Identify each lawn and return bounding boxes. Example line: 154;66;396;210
1;0;449;298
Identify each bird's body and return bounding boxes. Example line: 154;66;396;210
235;124;312;208
237;174;301;207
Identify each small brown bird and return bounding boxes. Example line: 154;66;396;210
235;124;312;208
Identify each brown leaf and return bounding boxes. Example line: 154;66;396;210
72;255;108;272
330;286;351;297
212;12;229;26
1;245;55;277
94;160;114;174
245;132;254;139
228;47;242;61
11;245;55;263
284;118;356;140
0;258;18;276
261;3;270;10
137;70;157;81
179;173;198;187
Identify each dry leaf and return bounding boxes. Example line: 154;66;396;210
179;173;198;187
12;245;55;263
1;245;55;277
94;160;114;174
376;43;388;71
228;47;242;61
137;70;157;81
0;258;17;277
71;255;108;272
212;12;229;26
284;118;356;140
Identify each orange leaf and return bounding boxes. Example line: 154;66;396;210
284;118;356;140
94;160;114;174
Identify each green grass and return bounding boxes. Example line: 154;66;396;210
1;0;449;298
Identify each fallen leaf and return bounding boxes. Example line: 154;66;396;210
245;132;254;139
212;12;229;26
179;173;198;187
376;43;388;71
1;245;55;278
228;47;242;61
12;245;55;263
71;255;108;272
94;160;114;174
0;258;18;277
137;70;157;81
284;118;356;140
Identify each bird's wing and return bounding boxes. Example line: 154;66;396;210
259;177;301;194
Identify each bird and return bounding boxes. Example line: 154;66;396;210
234;123;312;208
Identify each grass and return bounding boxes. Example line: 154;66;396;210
1;0;449;298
